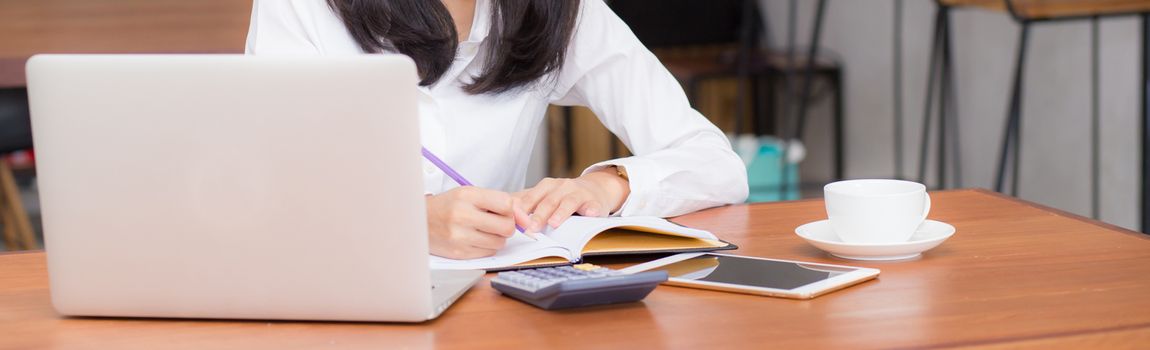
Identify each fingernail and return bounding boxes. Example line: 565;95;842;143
585;208;599;217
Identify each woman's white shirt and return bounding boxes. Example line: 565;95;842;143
245;0;748;217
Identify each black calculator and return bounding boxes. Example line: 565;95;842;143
491;264;668;310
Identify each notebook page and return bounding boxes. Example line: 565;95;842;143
429;233;572;270
546;216;718;251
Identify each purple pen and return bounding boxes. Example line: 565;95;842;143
421;146;473;186
421;146;530;235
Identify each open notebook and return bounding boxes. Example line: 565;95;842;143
430;216;736;271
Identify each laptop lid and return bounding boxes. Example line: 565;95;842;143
27;54;435;322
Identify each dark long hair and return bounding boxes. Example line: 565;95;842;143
326;0;581;94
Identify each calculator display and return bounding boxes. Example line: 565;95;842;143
648;254;856;290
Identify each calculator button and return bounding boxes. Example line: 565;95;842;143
492;265;669;310
572;263;600;271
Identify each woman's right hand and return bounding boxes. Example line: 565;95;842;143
426;187;523;259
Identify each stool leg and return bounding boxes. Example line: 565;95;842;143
753;75;766;136
782;0;827;197
1009;25;1031;197
763;74;778;136
832;69;845;181
732;0;760;137
919;6;944;185
893;0;905;179
783;0;798;136
0;161;36;250
943;7;963;188
1090;17;1101;219
0;191;16;250
996;22;1030;195
1142;13;1150;233
937;7;951;189
792;0;827;140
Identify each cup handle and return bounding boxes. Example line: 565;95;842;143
921;192;932;221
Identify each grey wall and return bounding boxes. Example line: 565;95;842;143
761;0;1143;230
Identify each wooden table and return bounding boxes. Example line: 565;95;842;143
2;189;1150;349
0;0;252;88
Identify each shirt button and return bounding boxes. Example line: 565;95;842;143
423;162;436;175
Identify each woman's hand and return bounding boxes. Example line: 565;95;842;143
514;167;630;232
426;187;522;259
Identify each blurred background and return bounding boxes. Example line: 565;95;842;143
2;0;1148;251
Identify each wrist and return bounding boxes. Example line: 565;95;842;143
581;166;631;214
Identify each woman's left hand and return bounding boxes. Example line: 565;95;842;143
514;167;630;232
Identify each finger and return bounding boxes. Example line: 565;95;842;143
470;189;514;216
576;201;607;218
457;246;498;259
511;198;535;233
514;189;543;217
530;194;565;231
438;242;497;260
467;230;508;251
469;211;516;238
547;197;586;228
516;178;559;214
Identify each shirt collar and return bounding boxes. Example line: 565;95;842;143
465;0;492;44
423;0;490;96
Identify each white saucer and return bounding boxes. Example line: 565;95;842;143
794;219;955;261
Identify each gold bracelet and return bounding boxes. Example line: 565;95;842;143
614;166;629;181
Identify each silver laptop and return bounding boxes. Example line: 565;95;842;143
25;54;482;322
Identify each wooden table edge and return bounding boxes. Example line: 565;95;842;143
925;322;1150;349
0;248;41;256
5;188;1143;257
966;187;1150;240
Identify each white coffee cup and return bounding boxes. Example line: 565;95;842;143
823;179;931;244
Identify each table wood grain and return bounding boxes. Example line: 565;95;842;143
2;189;1149;349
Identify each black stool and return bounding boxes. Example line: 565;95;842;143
0;88;37;250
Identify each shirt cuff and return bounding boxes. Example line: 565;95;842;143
581;156;659;217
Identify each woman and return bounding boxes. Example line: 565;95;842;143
246;0;748;259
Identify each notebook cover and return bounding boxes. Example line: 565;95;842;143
579;239;738;258
482;226;737;272
485;240;738;272
485;261;574;272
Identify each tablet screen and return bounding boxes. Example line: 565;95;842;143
647;254;858;290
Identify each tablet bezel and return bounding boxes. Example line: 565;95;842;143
619;252;880;299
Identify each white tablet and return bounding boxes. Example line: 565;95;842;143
619;253;879;299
